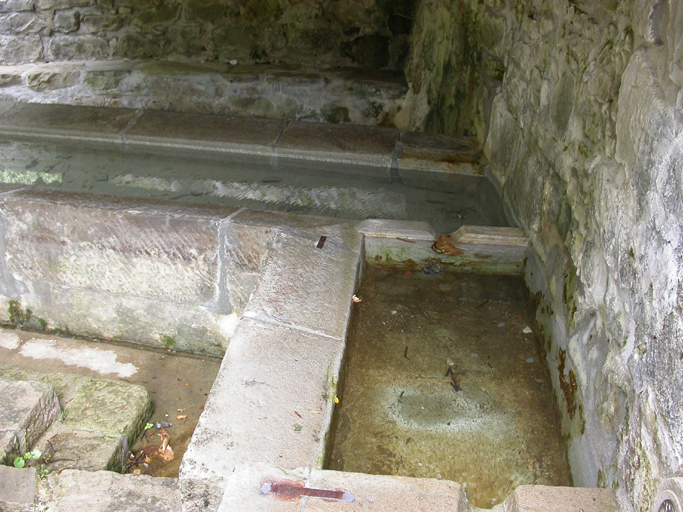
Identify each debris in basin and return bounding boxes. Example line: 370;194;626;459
421;262;443;275
352;295;362;303
316;235;327;249
445;360;462;392
523;326;533;334
432;234;464;256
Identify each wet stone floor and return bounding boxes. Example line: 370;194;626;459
0;328;220;477
327;265;572;508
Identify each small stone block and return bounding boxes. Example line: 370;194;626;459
0;465;36;512
506;485;619;512
0;378;60;465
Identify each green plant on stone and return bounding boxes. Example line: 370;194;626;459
13;449;42;469
161;335;176;351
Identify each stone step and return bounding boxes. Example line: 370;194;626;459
0;363;153;474
0;60;407;127
0;377;60;466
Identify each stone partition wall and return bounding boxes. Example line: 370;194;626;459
402;1;683;511
0;0;415;70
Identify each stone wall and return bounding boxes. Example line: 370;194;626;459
401;0;683;510
0;0;416;70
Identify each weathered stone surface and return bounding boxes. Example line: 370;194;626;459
218;464;468;512
0;189;243;354
180;318;345;492
399;1;683;511
25;67;80;91
53;10;79;33
123;109;284;165
275;121;398;179
44;34;109;61
36;470;181;512
243;226;362;340
0;363;150;472
0;465;36;512
357;218;435;240
505;485;619;512
0;0;34;12
35;425;126;472
0;377;60;464
59;377;151;447
0;102;136;141
0;35;41;64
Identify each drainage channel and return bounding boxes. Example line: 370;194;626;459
326;265;572;508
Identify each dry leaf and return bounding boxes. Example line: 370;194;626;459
160;446;174;462
176;414;187;420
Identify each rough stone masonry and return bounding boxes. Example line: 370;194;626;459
399;1;683;511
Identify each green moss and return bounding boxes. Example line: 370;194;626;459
161;335;176;350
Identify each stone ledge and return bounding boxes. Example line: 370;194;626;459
180;317;346;496
0;60;407;127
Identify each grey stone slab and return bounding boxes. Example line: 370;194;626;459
59;377;152;448
0;466;36;512
180;317;345;490
306;469;467;512
275;121;399;179
0;378;60;465
243;226;362;340
1;189;223;305
34;425;126;473
357;219;436;240
0;103;137;145
218;464;310;512
218;463;468;512
504;485;619;512
124;110;284;158
36;470;181;512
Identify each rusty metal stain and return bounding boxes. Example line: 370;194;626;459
260;480;355;502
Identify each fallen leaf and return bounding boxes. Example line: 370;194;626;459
160;446;174;462
352;295;362;303
132;469;141;475
176;415;187;420
177;409;184;413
